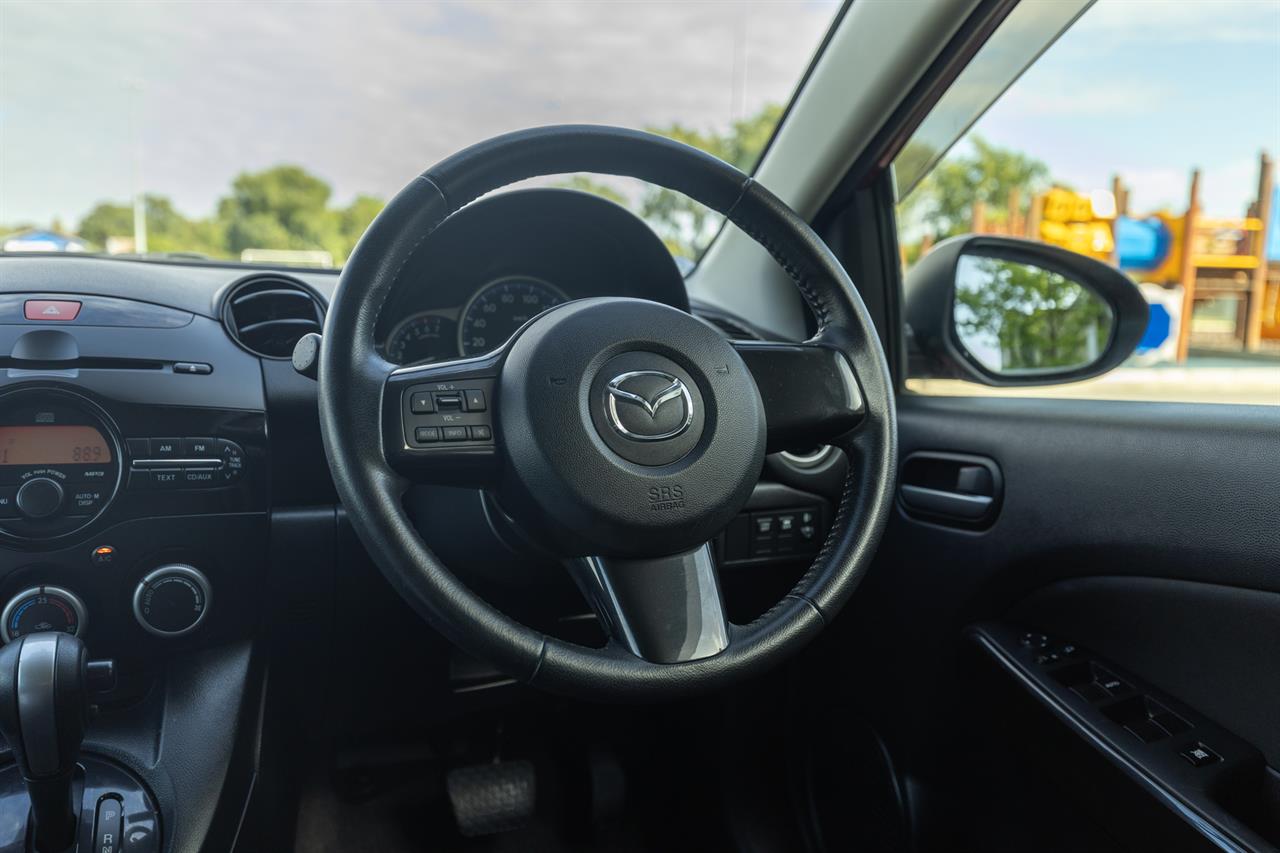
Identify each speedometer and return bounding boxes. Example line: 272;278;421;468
458;277;567;356
385;313;457;365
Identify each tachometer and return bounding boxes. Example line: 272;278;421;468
385;313;457;365
458;278;567;356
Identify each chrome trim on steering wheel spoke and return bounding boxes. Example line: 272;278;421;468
571;543;729;664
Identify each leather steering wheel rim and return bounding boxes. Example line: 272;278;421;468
318;125;897;700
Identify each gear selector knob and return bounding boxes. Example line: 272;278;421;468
0;632;92;852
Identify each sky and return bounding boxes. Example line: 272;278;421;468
2;0;1277;232
971;0;1280;218
0;0;837;227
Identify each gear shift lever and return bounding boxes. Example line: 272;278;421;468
0;632;94;853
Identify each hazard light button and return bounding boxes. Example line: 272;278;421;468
24;299;82;321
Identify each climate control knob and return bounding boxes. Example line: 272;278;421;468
16;477;63;519
1;586;87;642
132;565;211;637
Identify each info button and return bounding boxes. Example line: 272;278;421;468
24;299;81;321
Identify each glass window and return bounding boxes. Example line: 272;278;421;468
0;1;840;266
895;0;1280;405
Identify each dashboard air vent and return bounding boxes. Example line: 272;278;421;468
222;276;325;358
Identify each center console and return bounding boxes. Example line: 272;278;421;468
0;288;272;853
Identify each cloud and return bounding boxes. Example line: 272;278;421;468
1083;0;1280;46
0;0;838;224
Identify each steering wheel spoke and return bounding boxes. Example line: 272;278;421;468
569;543;729;664
732;340;865;452
382;351;504;487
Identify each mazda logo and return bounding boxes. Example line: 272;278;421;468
604;371;694;441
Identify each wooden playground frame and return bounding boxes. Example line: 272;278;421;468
963;152;1278;362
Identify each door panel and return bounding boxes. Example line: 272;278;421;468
833;393;1280;848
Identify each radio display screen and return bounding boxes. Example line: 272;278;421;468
0;426;113;466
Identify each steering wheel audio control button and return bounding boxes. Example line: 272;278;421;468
410;392;435;414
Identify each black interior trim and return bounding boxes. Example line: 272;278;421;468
971;623;1274;852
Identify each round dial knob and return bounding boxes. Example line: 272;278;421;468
1;586;87;642
133;565;211;637
16;477;64;519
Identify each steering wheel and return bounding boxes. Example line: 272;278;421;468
317;126;896;700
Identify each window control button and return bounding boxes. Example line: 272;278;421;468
1125;719;1168;744
1153;711;1192;735
1180;744;1220;767
1091;666;1132;697
1072;682;1109;703
1020;632;1050;649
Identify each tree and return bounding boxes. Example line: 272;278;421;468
218;166;342;257
77;203;134;247
955;256;1111;371
216;167;384;262
78;195;224;256
640;104;784;259
557;103;786;259
900;136;1051;241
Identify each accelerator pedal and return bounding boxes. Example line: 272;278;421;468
446;759;536;837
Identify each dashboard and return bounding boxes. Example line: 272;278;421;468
373;188;689;365
0;188;823;666
0;186;838;853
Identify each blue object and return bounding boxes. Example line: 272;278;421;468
1137;302;1171;352
1116;216;1171;271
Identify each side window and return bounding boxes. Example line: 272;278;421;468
895;0;1280;405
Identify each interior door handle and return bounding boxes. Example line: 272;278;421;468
899;484;993;520
898;451;1002;526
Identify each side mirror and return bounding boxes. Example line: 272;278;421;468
904;235;1149;386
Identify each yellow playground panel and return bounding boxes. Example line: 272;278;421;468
971;153;1278;360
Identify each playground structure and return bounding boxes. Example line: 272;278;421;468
961;152;1279;363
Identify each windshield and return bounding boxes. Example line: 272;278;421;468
0;1;840;267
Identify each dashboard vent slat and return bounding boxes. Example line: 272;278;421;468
223;276;325;359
